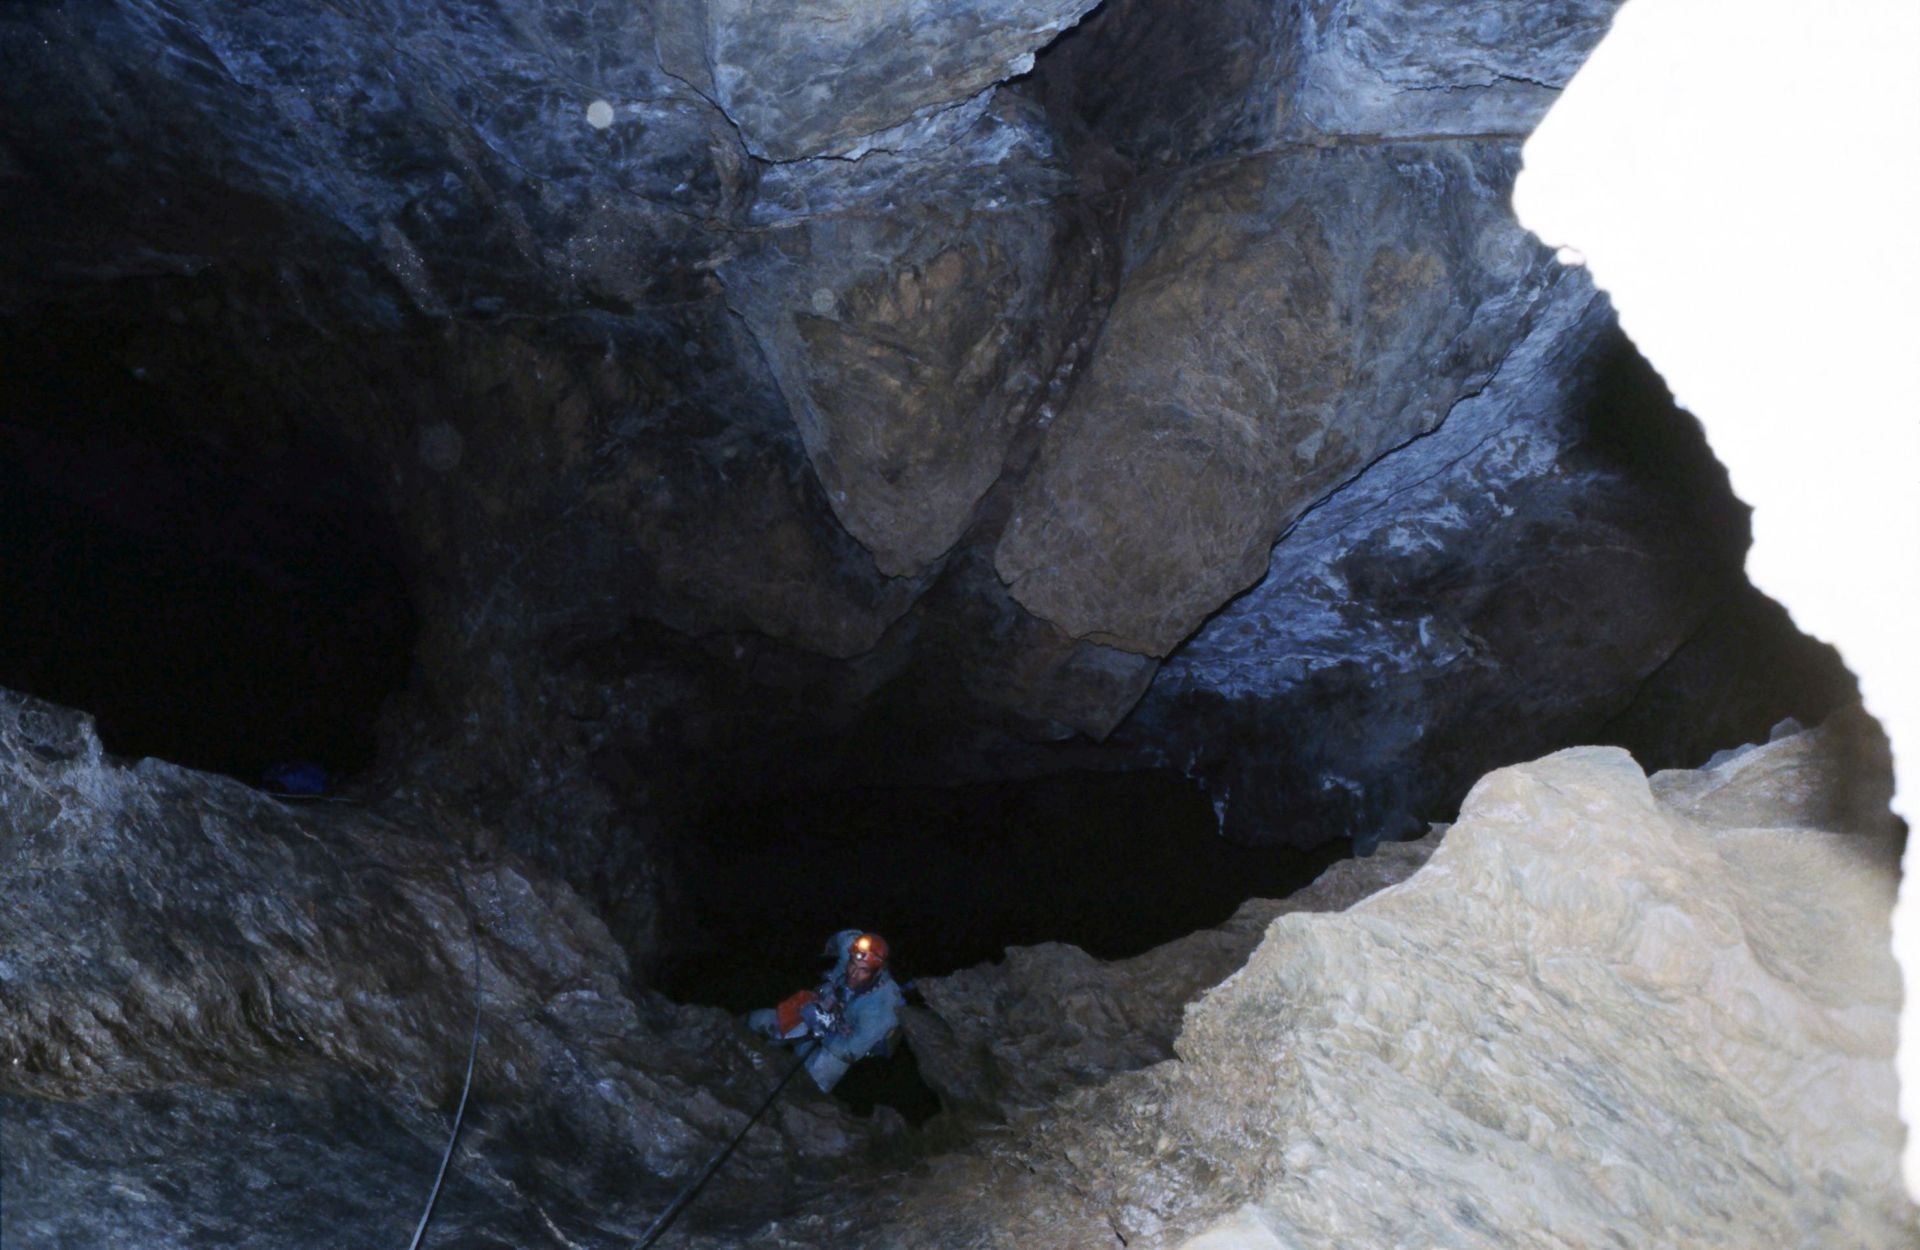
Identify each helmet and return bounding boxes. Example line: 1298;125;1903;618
849;932;889;970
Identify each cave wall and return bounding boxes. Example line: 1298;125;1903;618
0;689;903;1248
870;716;1913;1249
0;0;1856;954
0;1;1909;1247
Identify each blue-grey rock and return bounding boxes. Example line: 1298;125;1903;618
661;0;1101;161
1125;266;1752;849
1286;0;1625;139
0;689;895;1248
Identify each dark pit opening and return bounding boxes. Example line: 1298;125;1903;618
660;768;1350;1123
0;320;416;787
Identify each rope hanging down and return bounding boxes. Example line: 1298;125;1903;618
631;1048;813;1249
405;859;485;1250
290;797;794;1250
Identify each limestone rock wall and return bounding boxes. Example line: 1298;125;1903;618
2;696;1905;1248
904;836;1441;1124
0;0;1854;897
995;141;1556;654
828;714;1913;1249
1124;262;1772;850
661;0;1100;161
722;92;1102;579
0;690;900;1248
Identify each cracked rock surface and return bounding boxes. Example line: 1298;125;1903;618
995;140;1555;654
13;690;1903;1248
902;834;1441;1124
662;0;1102;161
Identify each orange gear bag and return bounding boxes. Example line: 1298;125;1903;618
775;989;817;1036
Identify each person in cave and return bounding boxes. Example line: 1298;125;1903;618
748;929;905;1092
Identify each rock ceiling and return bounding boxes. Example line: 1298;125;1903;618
0;0;1853;884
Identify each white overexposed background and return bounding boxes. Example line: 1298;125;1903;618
1512;0;1920;1194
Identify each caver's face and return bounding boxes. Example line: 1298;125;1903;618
847;934;885;989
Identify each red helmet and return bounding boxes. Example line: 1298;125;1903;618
849;932;889;970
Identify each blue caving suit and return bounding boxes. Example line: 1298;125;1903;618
749;929;904;1092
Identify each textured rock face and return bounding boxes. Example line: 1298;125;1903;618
5;691;1906;1248
844;716;1913;1249
0;690;898;1247
666;0;1100;161
1122;266;1773;849
1032;0;1622;173
0;1;1886;1239
996;142;1554;653
0;0;1852;890
1649;703;1896;835
724;94;1101;578
904;835;1440;1123
1287;0;1624;138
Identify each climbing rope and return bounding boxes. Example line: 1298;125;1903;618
404;856;485;1250
265;786;485;1246
268;786;800;1249
630;1047;813;1249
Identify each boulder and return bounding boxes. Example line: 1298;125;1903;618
905;835;1441;1122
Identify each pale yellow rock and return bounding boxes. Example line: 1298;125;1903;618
853;722;1914;1249
1167;738;1913;1249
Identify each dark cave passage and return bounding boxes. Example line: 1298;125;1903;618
661;768;1348;1012
0;322;416;786
658;768;1348;1123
